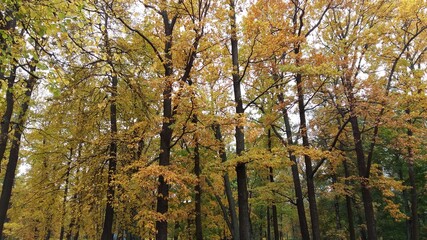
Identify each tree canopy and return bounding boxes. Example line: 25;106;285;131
0;0;426;239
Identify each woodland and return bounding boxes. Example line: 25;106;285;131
0;0;426;239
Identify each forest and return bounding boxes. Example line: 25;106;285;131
0;0;426;239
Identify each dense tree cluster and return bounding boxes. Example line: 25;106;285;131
0;0;426;239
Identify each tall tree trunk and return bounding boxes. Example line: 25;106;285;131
331;175;342;234
354;198;368;240
101;12;118;239
398;159;411;240
278;93;310;240
295;54;320;240
229;0;250;239
155;11;176;240
214;124;239;240
101;73;118;240
0;7;17;167
270;195;279;240
194;119;203;240
66;145;81;240
405;109;418;240
59;148;73;240
173;222;179;240
348;115;377;240
0;64;37;237
343;160;356;240
267;130;279;240
0;69;16;167
267;207;271;240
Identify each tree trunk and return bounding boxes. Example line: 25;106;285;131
343;160;356;240
101;12;118;239
229;0;251;239
405;110;418;240
59;149;73;240
295;53;320;240
173;222;179;240
194;123;203;240
0;7;17;167
0;65;37;237
101;73;118;240
332;175;342;233
214;124;239;240
278;93;310;240
267;130;279;240
155;11;175;240
267;207;271;240
348;115;377;240
398;159;411;240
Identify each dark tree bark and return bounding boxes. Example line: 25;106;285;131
339;56;376;239
332;175;342;232
267;207;271;240
155;10;177;240
59;148;73;240
0;64;37;237
0;7;17;167
0;68;16;166
214;124;239;240
405;109;418;240
267;130;279;240
66;145;81;240
101;73;118;240
343;160;356;240
101;12;118;239
295;71;320;240
193;116;203;240
229;0;251;239
348;115;377;240
278;93;310;240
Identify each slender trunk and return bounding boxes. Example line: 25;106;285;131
267;207;271;240
0;8;17;167
267;130;279;240
44;228;51;240
67;190;81;240
0;69;16;167
288;151;310;239
214;124;239;239
155;12;175;240
229;1;250;239
75;225;80;240
354;198;368;240
101;12;118;238
271;206;279;240
66;146;81;240
268;168;280;240
343;160;356;240
295;51;320;240
101;72;118;239
348;116;377;240
278;93;310;240
194;122;203;240
332;174;342;231
174;222;179;240
206;177;233;235
0;64;37;237
59;149;73;240
405;110;418;240
399;159;411;240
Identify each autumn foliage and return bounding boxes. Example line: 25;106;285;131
0;0;426;239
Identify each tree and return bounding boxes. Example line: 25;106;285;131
1;1;427;239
